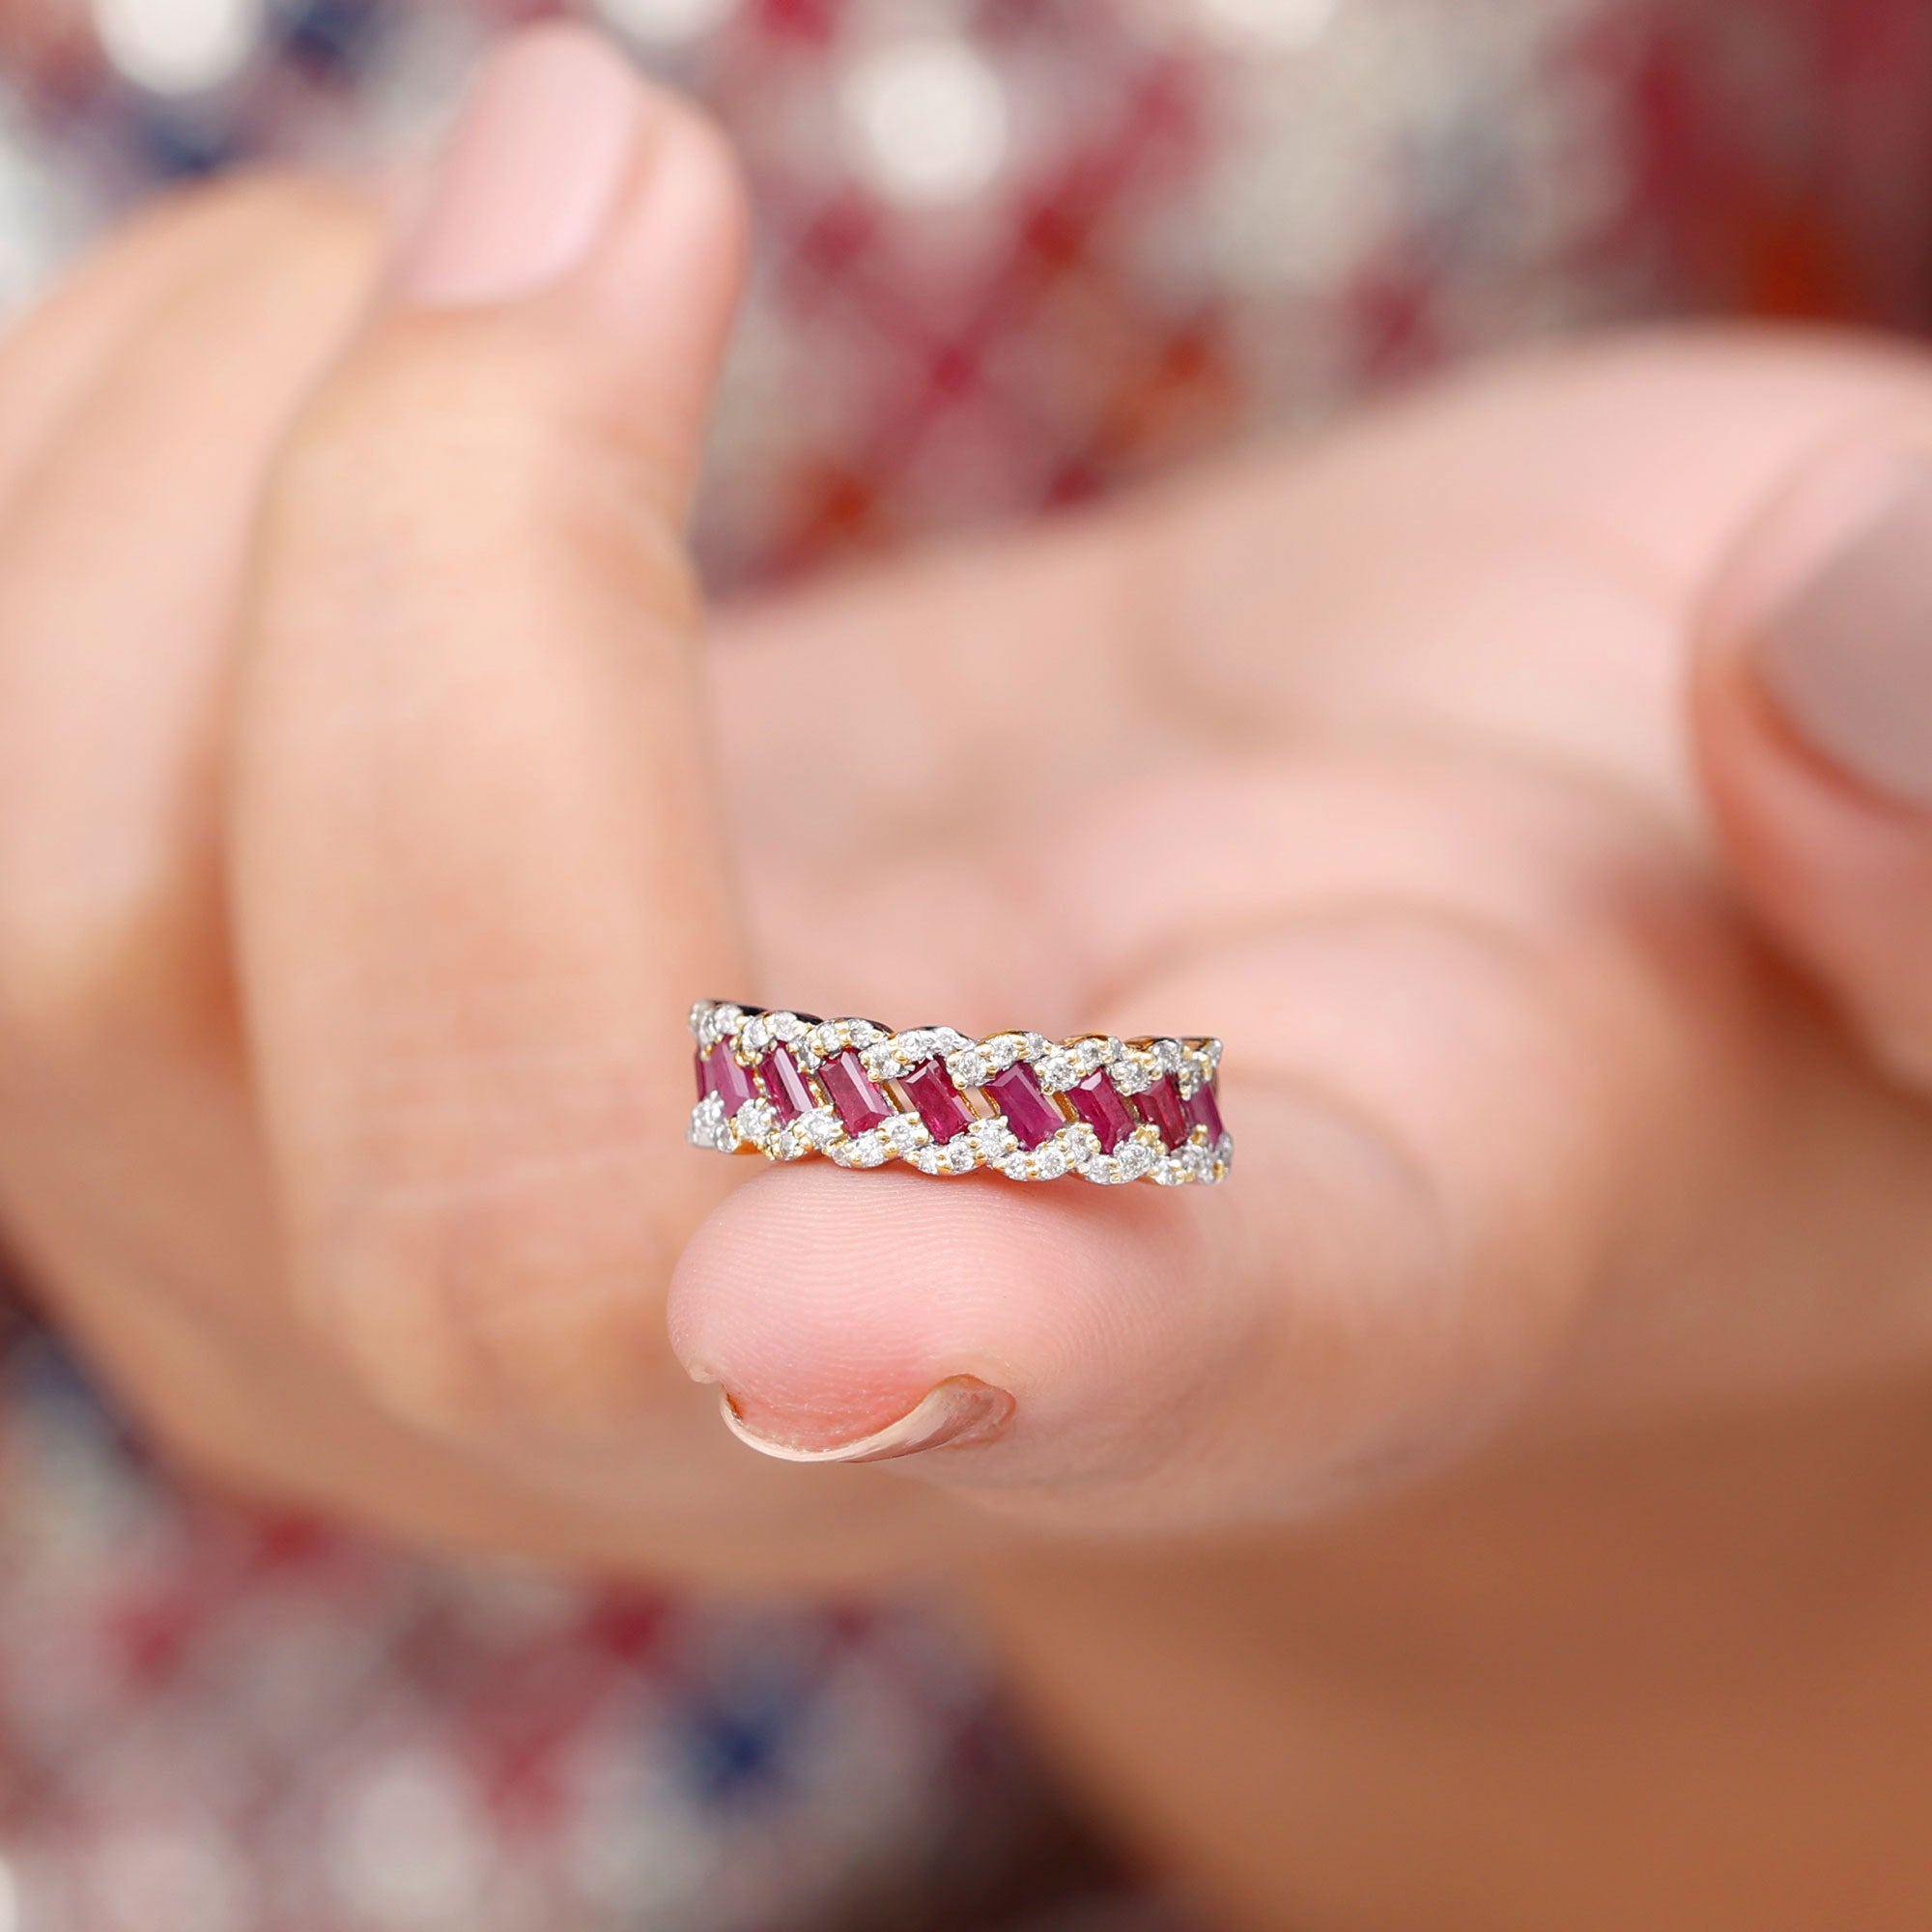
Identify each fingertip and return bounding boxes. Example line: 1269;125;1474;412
1694;435;1932;1076
380;20;748;490
666;1161;1213;1470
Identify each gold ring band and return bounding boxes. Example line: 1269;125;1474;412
689;1001;1229;1187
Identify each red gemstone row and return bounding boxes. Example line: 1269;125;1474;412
696;1037;1222;1154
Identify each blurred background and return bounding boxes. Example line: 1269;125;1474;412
0;0;1929;1927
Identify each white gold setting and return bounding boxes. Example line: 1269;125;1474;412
689;1001;1230;1187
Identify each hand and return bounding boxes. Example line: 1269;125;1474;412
0;30;881;1584
5;27;1932;1923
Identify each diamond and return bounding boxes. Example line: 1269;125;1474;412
1074;1035;1118;1074
948;1047;989;1088
1034;1049;1078;1093
983;1033;1027;1073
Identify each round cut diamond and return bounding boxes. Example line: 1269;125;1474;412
1034;1049;1078;1093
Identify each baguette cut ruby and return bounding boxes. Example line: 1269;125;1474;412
819;1048;895;1135
1184;1078;1225;1143
1067;1070;1137;1151
899;1058;972;1144
761;1044;813;1124
706;1040;759;1116
985;1063;1065;1150
694;1048;712;1102
1136;1074;1188;1150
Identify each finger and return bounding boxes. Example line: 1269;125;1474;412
1694;432;1932;1086
0;176;333;507
0;181;380;1058
670;338;1932;1534
231;28;751;1436
668;756;1703;1534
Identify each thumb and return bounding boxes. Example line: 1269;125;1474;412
230;28;750;1435
1694;434;1932;1088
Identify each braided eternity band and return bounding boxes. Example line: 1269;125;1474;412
689;1002;1231;1187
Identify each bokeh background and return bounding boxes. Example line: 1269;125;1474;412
0;1;1929;1927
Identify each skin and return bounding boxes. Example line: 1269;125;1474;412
4;31;1932;1929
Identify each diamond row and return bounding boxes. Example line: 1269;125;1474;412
687;1001;1230;1187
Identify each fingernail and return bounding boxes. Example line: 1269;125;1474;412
717;1378;1016;1465
1746;444;1932;810
393;26;641;308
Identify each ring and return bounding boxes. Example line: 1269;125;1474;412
689;1001;1230;1186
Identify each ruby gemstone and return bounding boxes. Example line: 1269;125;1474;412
694;1048;712;1102
984;1063;1066;1150
819;1048;896;1136
761;1044;814;1124
898;1058;973;1144
1184;1078;1225;1143
1135;1074;1189;1150
1066;1070;1137;1151
706;1040;760;1116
